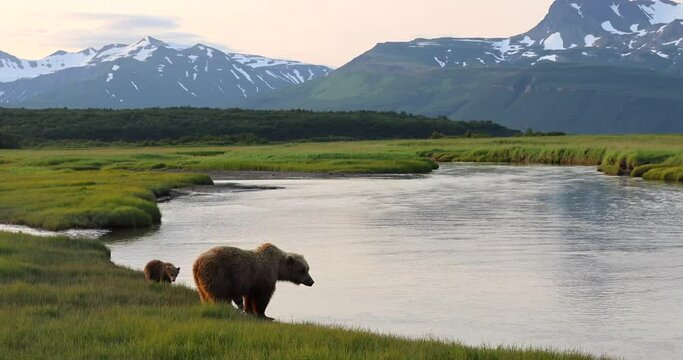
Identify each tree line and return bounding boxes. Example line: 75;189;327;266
0;107;520;147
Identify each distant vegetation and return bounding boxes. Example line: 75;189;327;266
1;135;681;230
0;107;518;147
0;132;19;149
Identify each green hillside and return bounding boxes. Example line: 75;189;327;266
252;61;683;134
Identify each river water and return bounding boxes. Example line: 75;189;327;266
105;164;683;359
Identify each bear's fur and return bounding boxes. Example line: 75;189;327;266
192;243;314;320
144;260;180;283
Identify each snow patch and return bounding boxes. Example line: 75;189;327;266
236;84;247;98
585;35;600;47
652;50;670;59
538;55;558;62
292;69;305;83
106;73;113;82
434;57;446;67
177;81;189;92
663;38;683;46
602;21;631;35
570;3;583;18
639;0;683;25
519;36;536;46
232;65;254;84
610;3;622;17
492;39;522;59
111;64;120;71
543;32;565;50
231;54;304;69
130;81;139;91
257;75;275;90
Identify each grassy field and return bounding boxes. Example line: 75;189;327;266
0;135;681;230
3;135;676;358
0;232;600;359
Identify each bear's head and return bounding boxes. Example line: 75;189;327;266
165;263;180;282
280;253;314;287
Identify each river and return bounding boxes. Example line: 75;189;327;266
105;164;683;360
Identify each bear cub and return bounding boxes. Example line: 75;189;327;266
144;260;180;283
192;243;314;320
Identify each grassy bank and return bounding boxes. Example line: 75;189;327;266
416;135;683;181
0;168;212;230
0;232;597;359
0;135;681;230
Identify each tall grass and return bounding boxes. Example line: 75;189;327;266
0;232;599;359
0;168;212;230
0;135;681;230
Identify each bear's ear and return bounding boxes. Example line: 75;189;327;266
285;254;295;265
176;267;180;271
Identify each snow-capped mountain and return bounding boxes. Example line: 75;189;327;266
373;0;683;71
0;36;330;108
254;0;683;134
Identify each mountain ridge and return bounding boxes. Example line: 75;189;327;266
0;36;331;108
250;0;683;134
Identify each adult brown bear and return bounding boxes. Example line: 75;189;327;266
192;243;314;320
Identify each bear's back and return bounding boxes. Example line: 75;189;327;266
193;247;261;292
144;259;165;281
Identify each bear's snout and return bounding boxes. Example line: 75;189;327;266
303;277;314;287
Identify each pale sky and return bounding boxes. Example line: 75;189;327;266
1;0;555;67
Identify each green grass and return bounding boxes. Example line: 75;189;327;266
0;168;212;230
3;136;672;358
0;232;600;359
0;135;681;230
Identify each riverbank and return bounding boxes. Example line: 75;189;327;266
0;231;599;359
0;135;681;230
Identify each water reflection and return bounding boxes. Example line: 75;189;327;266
106;164;683;360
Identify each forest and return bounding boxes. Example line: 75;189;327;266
0;107;519;147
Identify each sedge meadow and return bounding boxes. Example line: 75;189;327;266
1;135;682;359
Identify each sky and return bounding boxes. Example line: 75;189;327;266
0;0;556;67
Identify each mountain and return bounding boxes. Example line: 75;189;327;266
252;0;683;134
0;37;330;108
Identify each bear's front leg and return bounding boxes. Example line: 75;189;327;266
250;285;275;321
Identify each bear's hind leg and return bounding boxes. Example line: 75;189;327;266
243;295;256;315
196;284;213;302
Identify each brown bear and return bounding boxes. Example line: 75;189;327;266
192;243;314;320
144;260;180;283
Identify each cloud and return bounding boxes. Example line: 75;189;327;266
74;13;181;30
61;13;231;51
